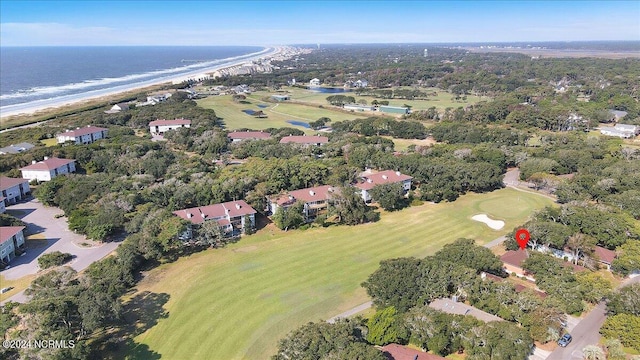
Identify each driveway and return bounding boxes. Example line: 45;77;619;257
1;198;120;303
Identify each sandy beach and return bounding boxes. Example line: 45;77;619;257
0;46;287;120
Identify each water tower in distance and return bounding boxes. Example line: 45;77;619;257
424;48;428;57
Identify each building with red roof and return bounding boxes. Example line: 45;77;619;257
381;344;447;360
268;185;338;222
149;118;191;134
228;130;271;142
500;250;531;279
57;125;108;144
20;157;76;182
0;177;31;205
173;200;256;237
594;246;617;270
0;226;26;266
279;135;328;146
355;170;413;203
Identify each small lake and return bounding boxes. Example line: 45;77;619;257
286;120;311;128
242;109;256;115
257;104;268;108
308;87;353;94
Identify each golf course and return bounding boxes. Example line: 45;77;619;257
129;188;552;359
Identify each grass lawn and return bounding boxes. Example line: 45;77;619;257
130;188;552;359
0;274;36;302
196;94;367;132
271;86;488;112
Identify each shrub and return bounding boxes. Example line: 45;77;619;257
37;251;73;269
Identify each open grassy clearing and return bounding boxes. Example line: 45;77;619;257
387;136;438;151
196;94;367;132
263;86;488;112
130;188;552;359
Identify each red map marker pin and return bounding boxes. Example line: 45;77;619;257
515;229;530;250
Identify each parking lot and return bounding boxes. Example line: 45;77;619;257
2;197;120;281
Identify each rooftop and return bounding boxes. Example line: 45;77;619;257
0;226;25;245
279;135;328;144
355;170;413;190
429;298;503;323
0;177;29;191
228;131;271;140
20;157;75;172
500;249;529;267
149;118;192;126
594;245;616;264
174;200;256;225
59;125;108;137
271;185;338;206
0;142;35;154
381;344;447;360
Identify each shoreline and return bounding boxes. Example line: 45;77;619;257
0;46;292;120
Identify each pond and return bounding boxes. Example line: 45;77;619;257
241;109;256;115
308;87;353;94
257;104;269;108
286;120;311;128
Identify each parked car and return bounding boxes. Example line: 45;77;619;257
558;333;572;347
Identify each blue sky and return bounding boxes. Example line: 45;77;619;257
1;1;638;46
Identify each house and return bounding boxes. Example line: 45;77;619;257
381;344;447;360
0;142;35;155
609;110;628;122
268;185;338;222
279;135;329;146
20;157;76;182
0;226;26;266
429;298;503;323
227;131;271;142
344;103;374;112
271;94;290;101
594;246;616;270
600;124;640;138
57;126;108;144
309;78;321;86
481;272;547;299
0;198;5;214
0;177;31;204
146;92;172;105
355;170;413;203
379;105;410;115
354;79;368;88
105;102;130;113
173;200;256;237
500;250;531;279
149;119;191;134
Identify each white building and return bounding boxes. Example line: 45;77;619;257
355;170;413;203
0;177;31;205
57;126;108;144
309;78;320;86
344;103;374;112
20;157;76;182
600;124;640;138
0;226;26;266
149;119;192;134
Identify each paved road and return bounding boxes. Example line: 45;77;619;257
1;198;120;304
327;301;373;324
544;275;640;360
546;303;606;360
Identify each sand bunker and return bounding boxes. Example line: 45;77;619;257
471;214;505;230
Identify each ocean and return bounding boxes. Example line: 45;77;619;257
0;46;266;108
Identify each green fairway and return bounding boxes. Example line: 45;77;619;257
196;94;367;132
131;188;552;359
